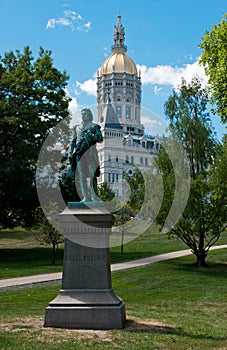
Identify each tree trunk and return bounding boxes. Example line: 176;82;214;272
196;229;208;267
196;251;207;267
52;242;56;265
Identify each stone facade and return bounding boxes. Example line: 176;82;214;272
96;15;160;198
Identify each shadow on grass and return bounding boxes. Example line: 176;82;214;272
125;319;227;341
0;248;64;278
158;254;227;280
0;247;64;264
125;319;180;335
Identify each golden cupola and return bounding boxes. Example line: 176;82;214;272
97;14;142;136
98;14;139;77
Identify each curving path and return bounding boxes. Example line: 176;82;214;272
0;245;226;290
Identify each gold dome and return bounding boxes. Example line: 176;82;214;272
99;52;138;77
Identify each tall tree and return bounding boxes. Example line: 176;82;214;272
0;46;70;227
199;14;227;124
162;77;225;267
165;77;216;179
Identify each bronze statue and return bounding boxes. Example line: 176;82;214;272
69;108;103;202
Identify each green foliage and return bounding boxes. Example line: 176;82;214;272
113;201;135;226
35;203;64;265
97;181;135;226
155;148;175;225
127;168;145;212
163;78;225;266
199;14;227;123
0;46;70;228
97;181;115;201
164;77;216;179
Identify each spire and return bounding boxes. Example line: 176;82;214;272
102;94;122;130
112;14;127;53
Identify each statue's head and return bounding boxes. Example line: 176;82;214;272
81;108;93;123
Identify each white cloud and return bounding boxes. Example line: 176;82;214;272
77;21;92;32
84;21;92;31
75;59;208;100
64;9;77;19
141;114;167;136
64;89;81;126
68;96;80;116
46;9;91;32
137;59;208;90
76;79;96;96
142;115;163;126
46;19;56;29
153;85;162;95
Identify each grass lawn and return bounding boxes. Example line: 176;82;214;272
0;249;226;349
0;225;226;279
0;227;64;278
0;225;188;279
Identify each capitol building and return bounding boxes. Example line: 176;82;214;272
96;15;161;198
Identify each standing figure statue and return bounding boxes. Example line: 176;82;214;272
69;108;103;202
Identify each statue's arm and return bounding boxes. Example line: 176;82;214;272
87;125;103;143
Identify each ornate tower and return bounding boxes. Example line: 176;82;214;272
97;14;143;136
96;15;160;198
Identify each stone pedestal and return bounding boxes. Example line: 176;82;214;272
44;202;126;329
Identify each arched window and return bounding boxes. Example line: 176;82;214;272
126;155;129;164
140;157;143;165
131;156;134;165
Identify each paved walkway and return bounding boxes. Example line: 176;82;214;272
0;245;226;290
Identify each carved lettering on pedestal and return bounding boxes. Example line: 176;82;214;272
65;254;106;262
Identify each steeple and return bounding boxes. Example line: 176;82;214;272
101;93;122;130
112;14;127;53
97;13;142;133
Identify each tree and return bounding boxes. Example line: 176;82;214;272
35;203;64;265
155;147;175;226
0;46;70;227
165;77;216;179
127;168;145;213
125;166;164;224
199;14;227;123
162;77;225;266
97;181;115;202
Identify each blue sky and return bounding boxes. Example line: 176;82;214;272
0;0;226;138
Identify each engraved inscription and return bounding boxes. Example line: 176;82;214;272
65;254;106;262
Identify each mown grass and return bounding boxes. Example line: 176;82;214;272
1;225;226;279
0;249;227;349
0;228;64;278
0;225;187;279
